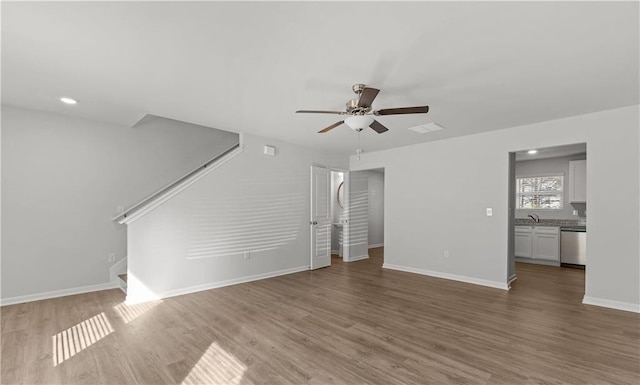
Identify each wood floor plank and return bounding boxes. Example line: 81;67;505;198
1;248;639;384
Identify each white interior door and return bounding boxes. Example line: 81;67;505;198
310;166;331;269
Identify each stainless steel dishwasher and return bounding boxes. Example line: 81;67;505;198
560;228;587;267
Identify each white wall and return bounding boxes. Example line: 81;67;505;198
366;170;385;248
351;105;640;311
1;105;239;302
126;134;347;303
516;153;587;219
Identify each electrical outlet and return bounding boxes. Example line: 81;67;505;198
486;208;493;216
244;251;251;260
108;253;116;262
444;250;450;258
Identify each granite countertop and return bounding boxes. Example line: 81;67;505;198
515;218;587;231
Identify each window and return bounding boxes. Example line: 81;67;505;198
516;174;563;210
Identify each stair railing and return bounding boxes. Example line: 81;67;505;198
113;140;242;225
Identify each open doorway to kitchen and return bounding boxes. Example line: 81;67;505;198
508;143;587;301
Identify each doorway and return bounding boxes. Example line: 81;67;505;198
330;170;346;261
346;168;385;266
507;143;587;297
310;166;386;269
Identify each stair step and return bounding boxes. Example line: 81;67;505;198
118;274;127;283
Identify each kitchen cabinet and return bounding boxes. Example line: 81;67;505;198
515;226;560;262
532;226;560;261
515;226;533;258
569;160;587;203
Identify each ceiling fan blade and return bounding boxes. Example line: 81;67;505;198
369;120;389;134
357;87;380;108
374;106;429;116
296;110;346;115
318;120;344;133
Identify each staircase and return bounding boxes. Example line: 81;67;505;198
117;274;127;294
111;136;243;301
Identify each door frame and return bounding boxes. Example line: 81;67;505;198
507;143;588;294
507;152;516;287
343;167;386;264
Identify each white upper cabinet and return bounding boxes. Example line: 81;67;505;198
569;160;587;203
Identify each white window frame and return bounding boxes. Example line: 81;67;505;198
516;173;564;210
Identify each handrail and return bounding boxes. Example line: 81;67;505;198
113;141;242;225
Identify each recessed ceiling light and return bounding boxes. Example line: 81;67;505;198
408;122;445;134
60;97;77;105
528;149;538;154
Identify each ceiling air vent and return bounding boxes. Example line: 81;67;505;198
408;122;445;134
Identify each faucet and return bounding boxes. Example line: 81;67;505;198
528;214;540;223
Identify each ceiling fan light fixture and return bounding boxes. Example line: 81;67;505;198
344;115;374;131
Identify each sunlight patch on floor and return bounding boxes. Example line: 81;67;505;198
181;342;247;385
52;312;113;366
113;300;161;324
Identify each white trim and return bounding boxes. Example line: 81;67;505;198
345;254;369;262
383;263;509;290
117;137;244;225
515;257;560;266
516;172;565;178
582;296;640;313
368;243;384;249
0;282;120;306
127;265;309;304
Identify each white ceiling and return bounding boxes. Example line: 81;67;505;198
2;2;638;156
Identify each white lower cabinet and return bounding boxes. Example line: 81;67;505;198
515;226;560;263
515;226;533;258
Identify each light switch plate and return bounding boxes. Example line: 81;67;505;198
486;208;493;216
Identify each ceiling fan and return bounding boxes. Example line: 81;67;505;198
296;83;429;134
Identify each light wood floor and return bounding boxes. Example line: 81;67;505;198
2;248;639;384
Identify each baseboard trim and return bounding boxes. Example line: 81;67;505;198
368;243;384;249
582;296;640;313
131;265;310;303
383;263;509;290
346;254;369;263
0;282;120;307
515;257;560;267
507;274;517;289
